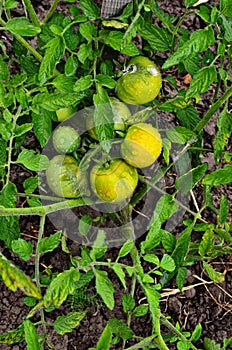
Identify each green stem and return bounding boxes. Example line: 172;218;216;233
42;0;60;25
160;316;199;350
193;84;232;134
23;0;40;27
0;198;100;217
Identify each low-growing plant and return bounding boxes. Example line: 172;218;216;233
0;0;232;349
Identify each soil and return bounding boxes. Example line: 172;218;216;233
0;1;232;349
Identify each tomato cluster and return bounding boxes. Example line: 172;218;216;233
46;56;163;203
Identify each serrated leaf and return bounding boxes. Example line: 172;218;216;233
0;325;24;345
0;252;42;299
108;318;133;340
17;149;49;171
63;24;79;51
77;43;92;63
93;84;114;152
112;264;126;289
199;228;215;257
12;238;33;261
38;232;61;253
203;262;225;283
90;230;107;260
95;270;114;310
38;37;65;85
176;105;201;129
171;225;192;268
96;324;112;350
166;126;196;144
143;285;160;325
186;66;217;98
175;163;208;194
220;0;232;17
43;267;80;308
80;0;99;19
139;23;173;51
14;123;32;137
141;195;179;252
163;26;215;69
96;74;115;89
5;17;40;36
99;30;140;56
203;337;221;350
74;75;93;92
202;164;232;186
0;182;20;248
65;55;78;76
79;22;96;41
122;294;135;312
52;74;77;93
118;240;134;259
219;194;229;225
213;109;232;163
54;311;86;335
161;230;176;252
78;214;92;236
176;267;187;290
160;254;175;272
147;0;176;27
4;0;19;10
23;320;41;350
33;92;82;112
32;109;53;147
159;96;191;112
143;254;159;265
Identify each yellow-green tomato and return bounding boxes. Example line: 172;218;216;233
90;159;138;202
116;56;162;105
52;126;80;154
46;155;84;198
121;123;162;168
56;107;75;122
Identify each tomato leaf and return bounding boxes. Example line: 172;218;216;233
96;324;112;350
162;26;215;68
74;75;93;92
202;164;232;186
166;126;196;144
38;37;65;85
17;149;49;171
203;262;225;283
38;232;62;253
186;66;217;98
198;227;215;257
93;84;114;153
54;311;87;335
122;294;135;312
112;264;126;289
23;320;41;350
12;238;33;261
95;270;114;310
175;163;208;194
43;267;80;308
80;0;99;20
0;252;42;299
32;109;53;147
213;108;232;163
0;325;24;345
5;17;40;36
108;318;133;340
219;194;229;225
139;23;173;51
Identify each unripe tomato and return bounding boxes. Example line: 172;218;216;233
116;56;162;105
56;107;75;122
90;159;138;202
86;98;131;140
121;123;162;168
46;155;84;198
52;126;80;154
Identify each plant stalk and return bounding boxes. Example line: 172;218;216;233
42;0;60;25
23;0;41;27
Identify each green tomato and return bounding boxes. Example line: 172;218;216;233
116;56;162;105
46;155;85;198
56;107;75;122
52;126;80;154
90;159;138;203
